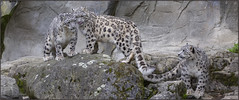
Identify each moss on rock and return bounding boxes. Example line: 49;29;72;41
211;72;238;86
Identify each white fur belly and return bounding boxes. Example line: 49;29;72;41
187;66;201;77
61;30;73;48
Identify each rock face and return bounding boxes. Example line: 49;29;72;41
2;1;238;62
4;54;147;99
1;75;20;99
2;1;110;62
116;1;238;56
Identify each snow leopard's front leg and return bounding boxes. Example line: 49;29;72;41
193;73;208;99
68;27;78;57
53;28;64;61
43;31;54;61
82;33;97;54
181;71;194;96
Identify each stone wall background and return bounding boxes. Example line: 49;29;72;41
1;1;238;62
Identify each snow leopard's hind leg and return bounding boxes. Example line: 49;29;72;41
82;34;97;54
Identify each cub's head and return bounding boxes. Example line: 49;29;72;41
62;18;77;30
71;7;92;26
178;43;197;60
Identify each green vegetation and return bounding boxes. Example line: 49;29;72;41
146;88;158;100
228;43;238;53
212;72;238;86
13;72;37;99
182;94;188;99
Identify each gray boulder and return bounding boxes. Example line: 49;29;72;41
1;75;20;99
208;51;238;88
6;54;145;99
147;81;186;99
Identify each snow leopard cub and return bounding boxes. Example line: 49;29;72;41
43;12;78;61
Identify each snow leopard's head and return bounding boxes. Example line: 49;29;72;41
72;7;95;26
178;43;197;60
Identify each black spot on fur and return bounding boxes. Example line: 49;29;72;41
125;35;129;39
134;29;138;34
103;27;106;32
137;55;143;61
140;61;145;66
111;24;116;29
126;29;129;33
107;34;110;37
148;75;153;79
120;25;123;30
123;47;126;50
136;49;141;54
122;38;124;42
172;73;175;76
105;21;109;26
108;28;111;33
122;31;126;34
135;36;139;41
142;66;147;69
45;52;50;54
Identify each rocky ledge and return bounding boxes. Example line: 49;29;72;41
1;52;238;99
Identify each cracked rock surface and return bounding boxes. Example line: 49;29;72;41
2;54;146;99
2;1;238;62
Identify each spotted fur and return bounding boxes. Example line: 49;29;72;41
143;43;209;99
67;7;155;75
43;13;78;61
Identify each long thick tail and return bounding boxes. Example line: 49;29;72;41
143;64;180;82
132;28;155;75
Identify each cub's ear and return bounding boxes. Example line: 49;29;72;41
190;46;195;54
